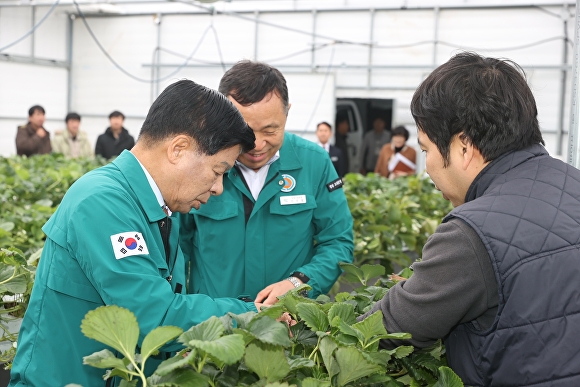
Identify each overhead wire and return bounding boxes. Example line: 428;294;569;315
301;42;336;134
12;0;569;87
73;0;214;83
0;0;60;52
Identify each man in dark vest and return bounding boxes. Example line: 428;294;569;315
359;52;580;386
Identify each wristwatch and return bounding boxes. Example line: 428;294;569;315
286;276;302;288
286;276;309;297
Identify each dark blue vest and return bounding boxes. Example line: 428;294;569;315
443;145;580;386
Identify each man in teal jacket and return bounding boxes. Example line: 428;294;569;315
179;61;354;304
10;80;256;387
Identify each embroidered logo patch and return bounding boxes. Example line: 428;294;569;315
280;174;296;193
110;232;149;260
326;177;344;192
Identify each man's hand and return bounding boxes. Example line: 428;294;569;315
254;302;263;311
255;279;301;305
36;128;46;138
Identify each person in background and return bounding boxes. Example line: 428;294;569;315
360;116;391;175
95;110;135;159
358;52;580;386
179;60;354;305
9;80;257;387
316;121;346;177
334;117;350;173
15;105;51;156
374;125;416;179
52;112;93;158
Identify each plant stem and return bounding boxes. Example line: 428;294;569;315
308;338;321;360
197;353;208;374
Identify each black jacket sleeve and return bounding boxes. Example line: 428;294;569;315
358;218;498;349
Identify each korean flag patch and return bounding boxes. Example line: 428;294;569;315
110;232;149;260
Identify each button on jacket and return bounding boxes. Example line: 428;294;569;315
179;133;354;300
10;150;256;387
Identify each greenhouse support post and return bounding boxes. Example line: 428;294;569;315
568;0;580;168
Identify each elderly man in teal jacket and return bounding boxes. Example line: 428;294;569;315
179;61;354;304
9;80;256;387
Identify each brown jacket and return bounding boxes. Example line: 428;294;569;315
374;143;416;178
16;122;52;156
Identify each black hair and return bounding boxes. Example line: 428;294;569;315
28;105;45;117
139;79;255;155
317;121;332;131
65;112;81;123
391;125;409;141
411;52;544;166
219;60;289;114
109;110;125;120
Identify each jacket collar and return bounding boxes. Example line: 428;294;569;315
105;127;129;139
112;150;167;222
464;144;548;203
273;132;302;172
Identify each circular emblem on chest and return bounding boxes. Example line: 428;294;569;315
280;174;296;192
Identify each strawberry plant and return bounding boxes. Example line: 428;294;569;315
0;155;106;254
0;248;37;366
73;264;463;387
343;173;452;274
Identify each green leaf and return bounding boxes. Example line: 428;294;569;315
277;291;307;315
432;366;464;387
248;315;292;347
0;222;14;232
232;327;256;346
289;321;318;346
362;350;391;366
231;312;257;330
319;336;339;380
141;325;182;362
119;380;137;387
80;305;139;360
327;303;356;326
385;345;414;359
301;378;331;387
296;303;329;332
334;292;353;303
334;347;383;386
189;334;245;365
148;367;210;387
339;263;364;284
287;357;315;371
337;319;364;343
383;332;412;340
154;350;195;376
258;304;285;320
244;342;290;382
0;268;29;294
179;316;223;345
82;349;127;370
360;264;386;282
352;311;387;344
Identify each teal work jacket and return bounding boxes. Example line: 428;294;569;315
10;151;256;387
179;133;354;300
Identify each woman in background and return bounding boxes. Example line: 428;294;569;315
375;125;416;179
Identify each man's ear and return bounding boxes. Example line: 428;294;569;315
456;132;475;170
167;135;191;164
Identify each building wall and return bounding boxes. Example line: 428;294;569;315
0;3;575;166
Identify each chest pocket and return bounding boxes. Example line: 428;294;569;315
270;194;317;216
193;200;238;220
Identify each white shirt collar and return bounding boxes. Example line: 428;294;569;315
317;141;330;152
132;152;172;216
235;151;280;201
